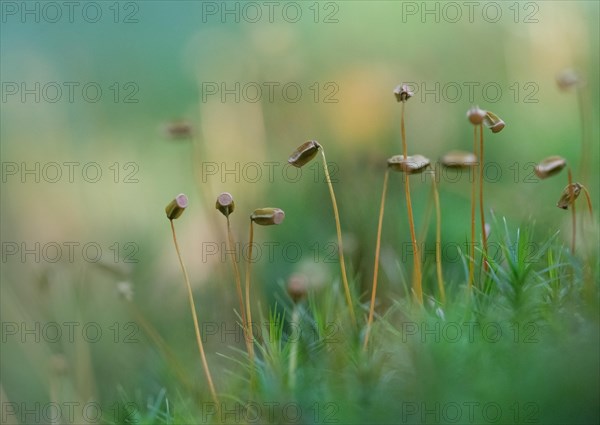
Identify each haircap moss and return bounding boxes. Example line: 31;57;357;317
165;194;188;220
534;156;567;179
483;111;505;133
216;192;235;217
288;140;321;168
557;183;582;209
387;154;431;174
393;84;413;103
251;208;285;225
467;106;486;125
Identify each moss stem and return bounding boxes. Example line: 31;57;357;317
320;149;356;326
431;168;445;304
566;169;577;255
401;102;422;303
364;169;389;350
469;126;477;292
244;219;256;363
479;124;489;272
226;216;252;357
579;185;594;218
169;220;219;406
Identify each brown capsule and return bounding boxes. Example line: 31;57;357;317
251;208;285;225
165;193;188;220
164;120;193;140
288;140;321;168
534;156;567;179
556;69;581;91
440;151;477;168
216;192;235;217
490;121;505;133
287;273;309;303
483;111;505;133
393;84;413;103
467;106;486;125
387;154;430;174
557;183;582;209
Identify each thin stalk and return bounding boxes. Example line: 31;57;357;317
430;167;445;304
567;169;578;294
469;126;477;292
320;149;356;325
576;88;589;185
401;102;408;158
417;184;434;250
364;169;389;350
244;219;256;363
288;306;300;389
478;124;489;272
579;184;595;301
568;169;576;254
401;102;422;303
579;185;594;218
226;216;252;357
405;176;422;302
414;171;444;304
169;220;219;406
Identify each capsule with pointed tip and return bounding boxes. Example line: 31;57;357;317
387;154;430;174
393;84;413;103
251;208;285;225
216;192;235;217
557;183;582;209
534;156;567;179
165;194;188;220
467;106;486;125
288;140;321;168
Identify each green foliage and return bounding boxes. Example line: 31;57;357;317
110;221;599;424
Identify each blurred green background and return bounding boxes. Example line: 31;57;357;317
1;1;598;423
